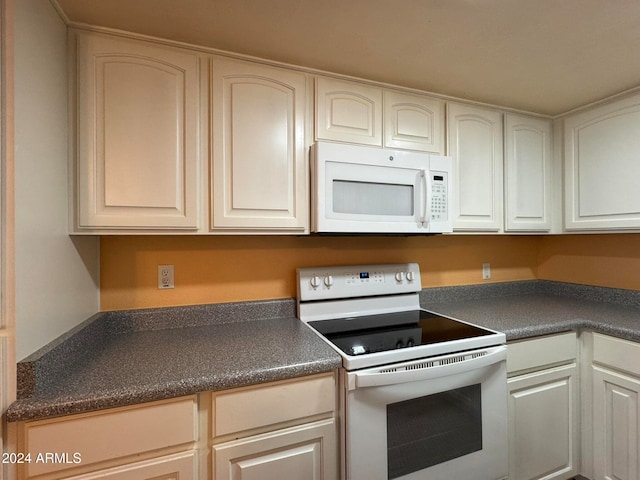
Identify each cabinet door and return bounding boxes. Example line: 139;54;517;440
75;32;200;230
508;364;579;480
564;93;640;230
592;365;640;480
383;90;445;154
315;77;382;146
504;114;553;232
64;452;196;480
211;57;308;232
213;419;337;480
447;103;503;231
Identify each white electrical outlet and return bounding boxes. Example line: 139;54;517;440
158;265;174;289
482;263;491;280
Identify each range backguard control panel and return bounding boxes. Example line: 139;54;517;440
297;263;421;301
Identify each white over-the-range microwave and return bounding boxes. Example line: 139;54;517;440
311;141;452;234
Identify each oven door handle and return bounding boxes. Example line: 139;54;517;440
351;346;506;390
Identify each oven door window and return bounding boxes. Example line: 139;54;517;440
386;384;482;479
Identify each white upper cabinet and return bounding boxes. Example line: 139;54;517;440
210;57;308;233
71;29;574;236
315;77;383;146
504;114;553;232
315;77;445;154
447;103;504;231
383;90;445;154
73;31;201;231
564;92;640;231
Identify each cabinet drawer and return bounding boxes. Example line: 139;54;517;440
213;373;335;438
507;332;577;375
593;333;640;376
22;396;197;477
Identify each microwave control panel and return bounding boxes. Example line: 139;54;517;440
430;171;448;222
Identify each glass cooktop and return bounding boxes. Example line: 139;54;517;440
308;310;494;357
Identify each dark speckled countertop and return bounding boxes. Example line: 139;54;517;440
7;299;342;422
8;280;640;422
421;280;640;342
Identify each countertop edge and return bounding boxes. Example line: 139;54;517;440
6;356;341;422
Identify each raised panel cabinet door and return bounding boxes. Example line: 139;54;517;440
213;419;337;480
211;57;308;232
504;114;553;232
447;103;503;231
507;364;579;480
315;77;382;146
64;452;196;480
75;32;200;230
592;366;640;480
383;90;445;154
564;93;640;230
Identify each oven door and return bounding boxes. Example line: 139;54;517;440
342;345;507;480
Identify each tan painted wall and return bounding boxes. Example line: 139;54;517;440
101;235;540;310
538;234;640;290
101;233;640;311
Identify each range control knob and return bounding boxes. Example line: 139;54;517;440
396;340;404;349
310;275;321;289
395;272;405;282
323;275;334;288
406;271;415;282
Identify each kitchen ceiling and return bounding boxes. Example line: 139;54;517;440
53;0;640;116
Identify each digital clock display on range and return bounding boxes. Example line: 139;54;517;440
359;272;370;279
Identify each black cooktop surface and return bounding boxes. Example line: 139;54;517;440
308;310;494;357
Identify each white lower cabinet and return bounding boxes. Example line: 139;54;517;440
508;364;579;480
11;373;338;480
213;419;336;480
12;396;199;479
211;372;338;480
592;366;640;480
591;333;640;480
507;333;579;480
66;451;197;480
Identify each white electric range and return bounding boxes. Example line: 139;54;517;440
297;263;508;480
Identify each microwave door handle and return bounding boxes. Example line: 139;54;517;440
420;170;429;227
351;346;507;390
